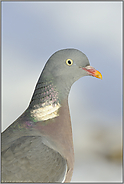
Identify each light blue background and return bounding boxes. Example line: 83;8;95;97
2;1;122;182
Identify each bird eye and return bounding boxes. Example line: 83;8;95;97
66;59;73;66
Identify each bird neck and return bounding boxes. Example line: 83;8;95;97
29;77;71;109
28;76;72;123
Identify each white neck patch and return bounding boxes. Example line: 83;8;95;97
30;102;61;121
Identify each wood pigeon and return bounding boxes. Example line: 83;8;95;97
2;49;102;182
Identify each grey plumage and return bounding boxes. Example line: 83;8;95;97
2;136;66;182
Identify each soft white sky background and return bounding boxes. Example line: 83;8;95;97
2;1;122;182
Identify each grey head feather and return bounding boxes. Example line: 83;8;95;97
29;49;90;107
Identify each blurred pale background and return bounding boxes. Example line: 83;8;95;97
2;1;122;182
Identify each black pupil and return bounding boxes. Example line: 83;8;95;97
68;60;72;65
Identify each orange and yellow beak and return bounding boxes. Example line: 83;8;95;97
82;66;102;79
